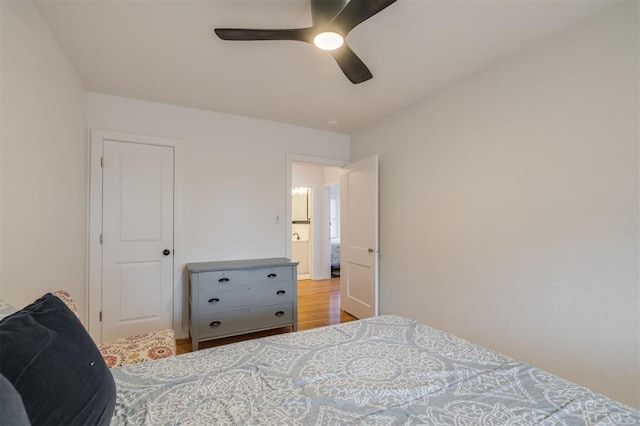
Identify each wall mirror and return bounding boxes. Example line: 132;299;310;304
292;187;310;223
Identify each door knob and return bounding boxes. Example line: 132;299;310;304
162;249;171;256
368;248;374;253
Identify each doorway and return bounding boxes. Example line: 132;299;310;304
291;161;342;281
328;184;341;278
286;153;379;321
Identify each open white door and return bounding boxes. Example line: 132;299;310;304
340;155;378;318
101;140;174;341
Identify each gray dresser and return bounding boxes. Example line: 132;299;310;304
187;258;298;351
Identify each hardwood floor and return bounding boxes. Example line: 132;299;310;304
176;277;357;355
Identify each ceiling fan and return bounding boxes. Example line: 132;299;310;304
214;0;398;84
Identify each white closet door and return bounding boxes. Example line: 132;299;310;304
101;140;174;341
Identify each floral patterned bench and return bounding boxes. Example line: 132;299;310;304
52;291;176;368
0;291;176;368
97;329;176;368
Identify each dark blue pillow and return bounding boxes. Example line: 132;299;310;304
0;293;115;425
0;372;30;425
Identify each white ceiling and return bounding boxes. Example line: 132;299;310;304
34;0;617;134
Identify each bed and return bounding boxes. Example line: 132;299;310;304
331;242;340;277
110;315;640;425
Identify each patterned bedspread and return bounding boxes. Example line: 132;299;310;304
110;315;640;425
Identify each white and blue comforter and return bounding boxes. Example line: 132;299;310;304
110;315;640;425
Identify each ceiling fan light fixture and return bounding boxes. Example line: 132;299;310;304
214;0;398;83
313;32;344;51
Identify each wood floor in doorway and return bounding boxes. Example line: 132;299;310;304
176;277;357;355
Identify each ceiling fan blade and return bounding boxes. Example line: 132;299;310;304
215;28;313;43
330;44;373;84
310;0;346;26
330;0;397;34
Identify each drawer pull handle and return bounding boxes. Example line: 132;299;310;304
276;290;286;295
267;273;277;278
208;298;220;303
209;321;222;328
218;277;230;283
275;311;285;317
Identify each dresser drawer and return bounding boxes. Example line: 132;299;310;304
197;270;248;289
196;303;293;338
197;285;249;311
250;280;294;304
247;266;293;283
198;280;294;313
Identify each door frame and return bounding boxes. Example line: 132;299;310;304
88;130;184;342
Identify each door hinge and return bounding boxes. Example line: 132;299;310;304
99;233;103;244
99;311;102;322
100;157;104;167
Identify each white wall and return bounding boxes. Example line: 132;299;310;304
0;0;4;299
1;1;88;315
88;93;349;336
352;2;639;408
